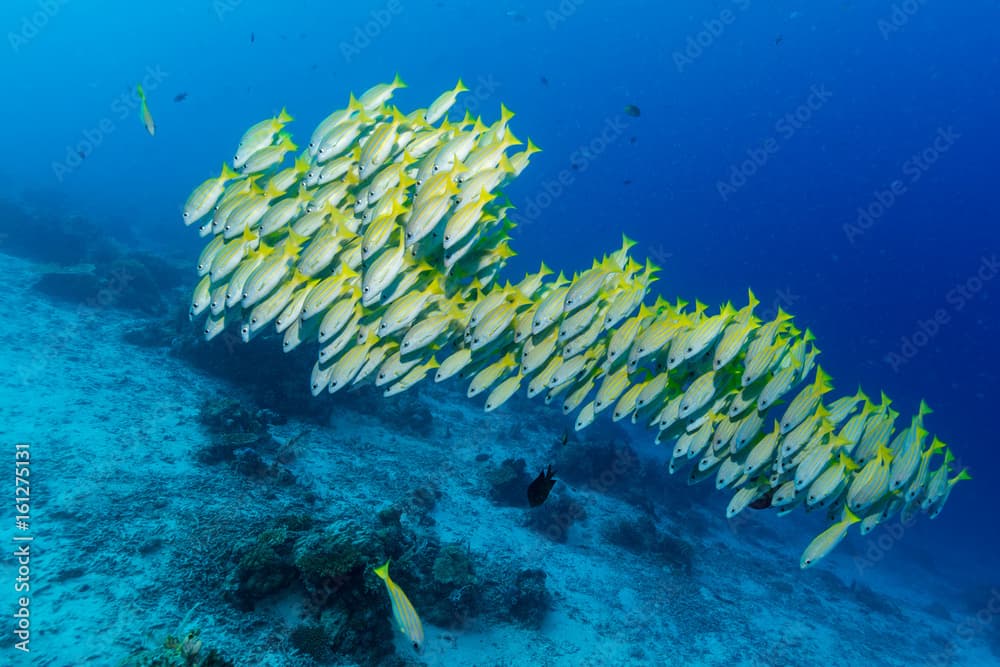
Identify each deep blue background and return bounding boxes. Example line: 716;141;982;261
4;0;998;579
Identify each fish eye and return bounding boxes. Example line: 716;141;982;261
359;165;366;173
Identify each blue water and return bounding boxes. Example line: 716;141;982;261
4;1;1000;665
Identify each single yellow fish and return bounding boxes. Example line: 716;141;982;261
137;84;155;136
373;561;424;652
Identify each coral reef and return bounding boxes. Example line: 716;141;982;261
197;397;271;435
523;493;587;544
121;608;234;667
602;516;695;575
502;569;553;629
215;496;553;661
485;458;532;507
225;526;298;609
288;623;331;660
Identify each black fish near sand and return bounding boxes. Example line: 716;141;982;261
624;104;641;117
528;465;556;507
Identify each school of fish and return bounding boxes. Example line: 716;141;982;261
182;77;970;569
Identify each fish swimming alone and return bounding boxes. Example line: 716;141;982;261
373;561;424;651
528;465;557;507
137;84;155;136
182;77;969;569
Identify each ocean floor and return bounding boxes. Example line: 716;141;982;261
1;248;998;667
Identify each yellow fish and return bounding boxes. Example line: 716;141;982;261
137;84;155;136
373;561;424;652
800;507;861;569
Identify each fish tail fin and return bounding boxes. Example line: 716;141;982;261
136;84;146;100
620;233;637;254
392;73;407;89
498;152;515;174
278;106;293;124
504;127;524;148
455;78;469;94
813;366;832;393
844;507;862;524
221;163;240;180
499;103;515;124
279;132;297;151
348;94;374;123
373;561;390;581
955;468;972;482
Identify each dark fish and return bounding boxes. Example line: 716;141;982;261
623;179;632;186
527;465;556;507
559;430;568;446
173;92;188;103
623;104;641;118
77;150;86;160
750;489;775;510
250;32;255;43
629;136;637;144
540;76;549;87
775;35;783;45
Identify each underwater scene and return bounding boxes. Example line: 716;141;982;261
3;1;999;665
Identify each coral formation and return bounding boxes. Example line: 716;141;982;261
485;458;532;507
